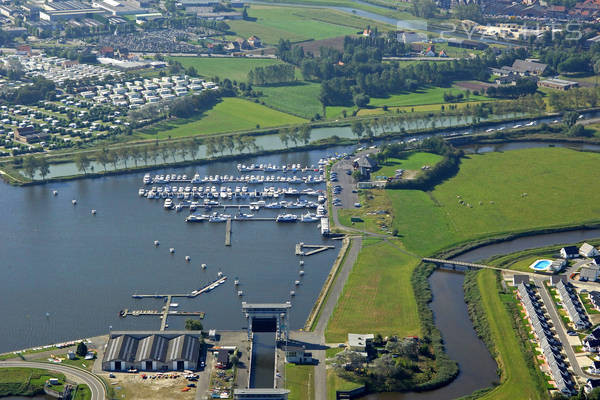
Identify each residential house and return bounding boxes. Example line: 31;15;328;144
590;360;600;375
247;36;261;48
580;243;599;258
580;265;600;282
560;246;579;259
589;291;600;311
585;338;600;353
585;379;600;394
512;274;530;286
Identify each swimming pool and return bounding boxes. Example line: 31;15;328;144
530;259;553;271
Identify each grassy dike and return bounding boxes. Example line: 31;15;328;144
462;270;548;400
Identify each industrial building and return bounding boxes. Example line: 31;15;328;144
102;331;202;372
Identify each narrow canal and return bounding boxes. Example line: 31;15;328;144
363;229;600;399
249;332;277;388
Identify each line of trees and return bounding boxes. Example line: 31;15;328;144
485;78;538;99
248;64;295;85
51;135;260;178
278;125;311;148
22;155;50;180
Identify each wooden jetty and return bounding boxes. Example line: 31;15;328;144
225;219;232;246
295;242;335;256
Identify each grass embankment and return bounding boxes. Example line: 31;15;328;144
168;57;283;82
135;97;306;139
325;238;421;342
0;367;66;397
72;384;92;400
337;189;394;235
327;369;362;400
286;364;315;400
471;270;547;400
229;5;393;44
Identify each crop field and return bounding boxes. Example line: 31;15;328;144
325;238;421;342
258;82;322;118
168;57;283;82
228;5;391;45
136;98;306;139
388;147;600;255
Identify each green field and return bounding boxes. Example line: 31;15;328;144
228;5;391;44
258;82;323;118
168;57;283;82
0;367;65;397
388;147;600;255
286;364;315;400
368;86;491;108
325;238;421;342
73;384;92;400
326;369;362;400
373;152;443;178
136;98;306;139
476;270;545;400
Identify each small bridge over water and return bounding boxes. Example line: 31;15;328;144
421;258;535;275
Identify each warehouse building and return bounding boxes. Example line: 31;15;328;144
102;331;202;372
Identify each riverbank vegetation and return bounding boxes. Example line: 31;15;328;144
0;367;66;397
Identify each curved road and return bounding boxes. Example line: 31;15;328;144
0;361;106;400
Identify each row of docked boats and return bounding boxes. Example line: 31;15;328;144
236;163;317;172
140;185;325;200
184;212;321;223
163;197;322;212
144;173;325;185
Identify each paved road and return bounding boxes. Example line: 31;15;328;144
534;277;596;379
0;361;106;400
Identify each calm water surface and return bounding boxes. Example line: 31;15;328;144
0;148;350;353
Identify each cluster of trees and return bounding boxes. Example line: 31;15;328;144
442;92;465;103
278;125;311;148
547;86;600;111
2;77;56;105
247;64;295;85
485;78;538;98
204;134;259;158
332;335;435;392
22;155;50;180
169;90;221;118
386;137;463;191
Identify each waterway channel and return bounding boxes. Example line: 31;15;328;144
363;229;600;400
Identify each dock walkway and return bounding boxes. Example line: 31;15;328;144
295;243;335;256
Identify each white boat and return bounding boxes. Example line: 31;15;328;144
277;213;298;223
301;213;319;222
235;213;254;219
143;174;151;184
163;198;173;209
186;214;210;222
171;303;179;307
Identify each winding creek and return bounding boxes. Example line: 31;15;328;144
2;137;600;398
